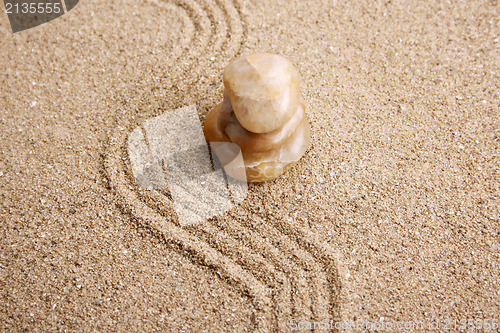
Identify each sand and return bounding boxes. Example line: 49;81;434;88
1;0;499;331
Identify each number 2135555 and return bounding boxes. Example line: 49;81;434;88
5;2;62;14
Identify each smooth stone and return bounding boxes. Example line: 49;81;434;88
223;53;300;134
204;103;310;182
241;111;310;182
217;92;305;153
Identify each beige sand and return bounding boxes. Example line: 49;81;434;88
1;0;498;331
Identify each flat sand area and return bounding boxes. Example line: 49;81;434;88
1;0;498;331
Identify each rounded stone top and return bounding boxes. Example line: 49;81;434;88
223;53;300;134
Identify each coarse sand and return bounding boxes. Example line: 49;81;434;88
0;0;499;331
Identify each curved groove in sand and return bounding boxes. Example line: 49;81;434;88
220;0;245;58
217;211;335;324
283;221;356;326
177;0;226;96
145;0;214;94
175;0;246;98
160;0;246;99
208;216;314;327
192;222;292;329
147;0;196;67
254;211;354;325
201;0;227;55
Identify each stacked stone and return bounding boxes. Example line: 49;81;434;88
204;53;310;182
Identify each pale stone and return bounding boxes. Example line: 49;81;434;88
223;53;300;134
241;111;310;182
219;92;305;153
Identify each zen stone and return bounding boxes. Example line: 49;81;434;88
204;53;310;182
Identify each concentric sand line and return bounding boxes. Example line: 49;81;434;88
148;0;246;101
171;0;246;100
278;217;356;326
209;215;316;327
192;221;293;329
248;213;336;322
217;213;334;323
252;209;356;326
147;0;196;68
144;0;214;97
219;0;244;58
